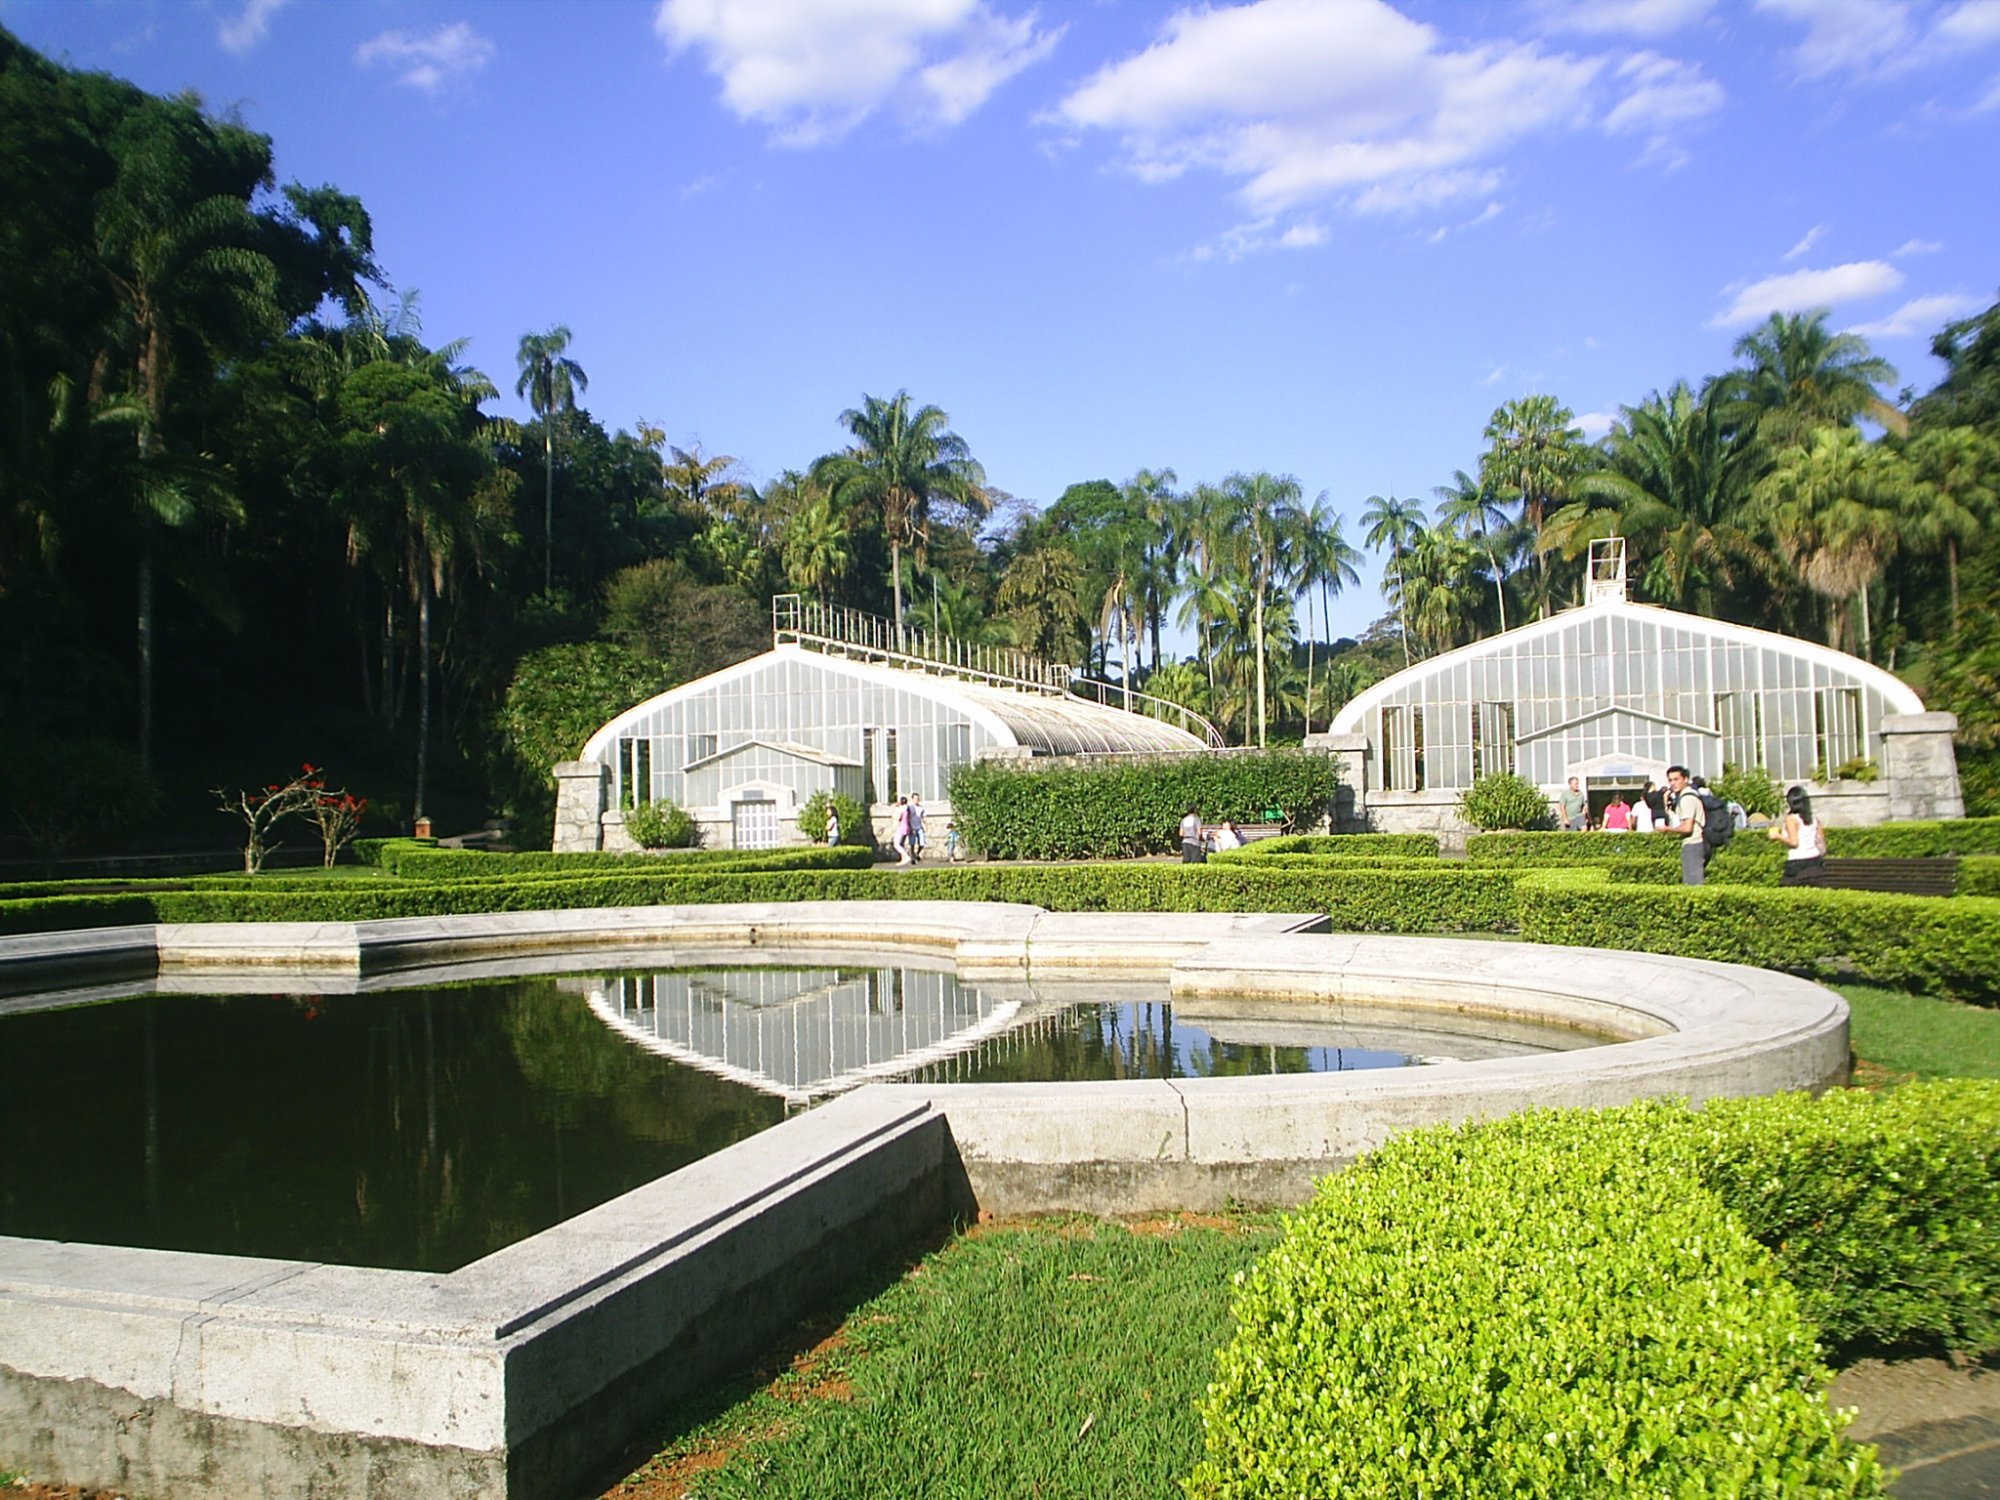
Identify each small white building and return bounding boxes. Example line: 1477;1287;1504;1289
1314;543;1962;838
554;597;1216;851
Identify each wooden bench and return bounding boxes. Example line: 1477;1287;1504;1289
1819;856;1959;896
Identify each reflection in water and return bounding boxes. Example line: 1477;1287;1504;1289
0;982;785;1273
0;964;1599;1273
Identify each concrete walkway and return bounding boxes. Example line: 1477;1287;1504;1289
1837;1358;2000;1497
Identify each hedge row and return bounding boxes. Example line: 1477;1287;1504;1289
360;841;875;880
1964;856;2000;896
1517;866;2000;1005
0;862;1530;936
1191;1100;1893;1499
1826;816;2000;856
1212;832;1440;861
946;751;1341;861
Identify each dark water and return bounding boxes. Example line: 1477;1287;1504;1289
0;980;786;1273
1;965;1591;1271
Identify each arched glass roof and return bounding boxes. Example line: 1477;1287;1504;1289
1329;597;1923;791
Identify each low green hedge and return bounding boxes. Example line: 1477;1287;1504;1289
1211;833;1440;861
1963;856;2000;896
1827;817;2000;857
1682;1081;2000;1359
1191;1102;1887;1499
1518;867;2000;1004
0;862;1530;935
1465;830;1686;865
363;841;873;880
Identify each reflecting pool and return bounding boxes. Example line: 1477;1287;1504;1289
0;962;1602;1271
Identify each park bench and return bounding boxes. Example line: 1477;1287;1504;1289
1819;856;1960;896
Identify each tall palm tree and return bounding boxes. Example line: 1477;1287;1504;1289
1902;426;1998;638
1479;395;1587;616
1397;524;1484;656
1292;494;1360;732
1434;469;1514;633
514;325;587;594
94;95;283;770
819;391;985;633
1221;471;1304;747
1752;427;1914;657
997;546;1085;663
1121;467;1180;670
1360;492;1425;666
1171;482;1230;696
1722;309;1901;451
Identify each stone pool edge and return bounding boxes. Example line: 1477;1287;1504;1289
0;904;1851;1500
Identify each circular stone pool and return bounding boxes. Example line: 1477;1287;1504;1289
0;902;1854;1500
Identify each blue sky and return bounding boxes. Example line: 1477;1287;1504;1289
6;0;1997;639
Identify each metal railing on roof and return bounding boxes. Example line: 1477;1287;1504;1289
1063;676;1228;748
771;595;1228;748
774;593;1073;693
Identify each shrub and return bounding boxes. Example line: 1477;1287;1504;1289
1716;763;1783;818
1963;856;2000;896
1826;817;2000;857
622;798;698;849
1211;833;1440;861
1678;1082;2000;1360
798;789;873;848
1465;830;1681;866
1190;1104;1884;1500
1516;866;2000;1005
946;752;1340;860
1456;771;1552;831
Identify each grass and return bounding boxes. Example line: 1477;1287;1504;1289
604;1214;1281;1500
1839;982;2000;1081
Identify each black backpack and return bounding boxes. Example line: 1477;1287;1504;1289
1696;788;1735;848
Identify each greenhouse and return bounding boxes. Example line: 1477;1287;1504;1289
554;598;1214;850
1322;545;1963;835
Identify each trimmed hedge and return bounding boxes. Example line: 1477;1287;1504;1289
1827;817;2000;857
1963;856;2000;897
363;841;874;880
1190;1103;1887;1499
1517;866;2000;1005
946;752;1341;861
0;862;1529;936
1682;1081;2000;1359
1211;832;1441;861
1466;830;1687;866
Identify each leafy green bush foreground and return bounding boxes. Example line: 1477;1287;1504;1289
1194;1082;2000;1499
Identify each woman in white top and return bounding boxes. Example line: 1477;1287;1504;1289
1630;793;1656;834
1768;784;1826;886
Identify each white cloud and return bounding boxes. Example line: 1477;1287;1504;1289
1845;291;1987;337
1755;0;1918;80
1603;50;1723;164
1707;260;1904;327
356;22;495;93
218;0;288;56
656;0;1059;145
1937;0;2000;45
1893;237;1943;256
1784;224;1829;260
1538;0;1718;39
1056;0;1606;216
1191;215;1330;261
1977;72;2000;111
1576;410;1617;440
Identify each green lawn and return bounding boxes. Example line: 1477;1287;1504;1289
608;1216;1279;1500
1840;983;2000;1080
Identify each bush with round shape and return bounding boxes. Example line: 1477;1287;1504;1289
798;788;872;848
622;798;698;849
1456;771;1552;831
1189;1104;1888;1499
1716;764;1783;818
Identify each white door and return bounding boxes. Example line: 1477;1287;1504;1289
732;798;778;849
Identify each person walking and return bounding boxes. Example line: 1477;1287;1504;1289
1664;765;1707;885
824;800;840;847
892;795;913;865
1179;805;1205;864
1769;784;1828;886
908;793;927;862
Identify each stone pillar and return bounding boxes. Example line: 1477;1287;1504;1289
1880;712;1964;823
1304;731;1370;833
552;761;610;852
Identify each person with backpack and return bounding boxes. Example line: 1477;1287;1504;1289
1664;765;1719;885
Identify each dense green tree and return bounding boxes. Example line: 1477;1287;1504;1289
1480;395;1589;617
1360;492;1424;666
1721;309;1901;450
